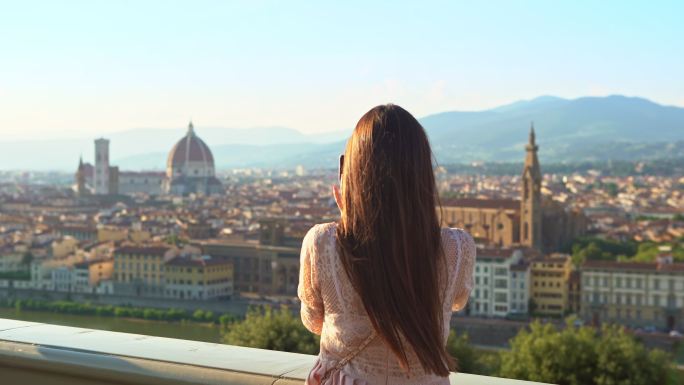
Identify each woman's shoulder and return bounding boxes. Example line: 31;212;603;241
441;227;474;243
303;222;338;249
440;227;476;259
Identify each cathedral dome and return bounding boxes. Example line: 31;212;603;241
167;122;215;169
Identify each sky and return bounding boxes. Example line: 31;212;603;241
1;0;682;140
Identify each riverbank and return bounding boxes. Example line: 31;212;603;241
1;298;237;326
0;307;223;343
0;287;253;315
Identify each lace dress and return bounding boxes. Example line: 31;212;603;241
298;222;476;385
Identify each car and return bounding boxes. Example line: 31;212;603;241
669;330;683;338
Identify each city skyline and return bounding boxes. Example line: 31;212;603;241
1;1;683;140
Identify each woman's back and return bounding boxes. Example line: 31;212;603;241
299;222;476;385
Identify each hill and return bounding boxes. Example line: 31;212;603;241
1;95;682;170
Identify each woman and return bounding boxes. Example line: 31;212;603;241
298;104;476;385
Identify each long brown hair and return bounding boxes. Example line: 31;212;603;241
336;104;453;375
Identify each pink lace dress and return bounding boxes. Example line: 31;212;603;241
298;222;476;385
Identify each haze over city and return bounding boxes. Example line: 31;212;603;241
1;1;683;140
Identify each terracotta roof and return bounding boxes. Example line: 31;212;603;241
477;247;514;259
510;261;530;271
441;198;519;211
114;245;170;256
659;263;684;272
582;261;684;273
58;225;97;232
532;256;570;264
167;124;214;168
165;256;230;267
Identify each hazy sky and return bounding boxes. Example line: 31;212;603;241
1;0;682;140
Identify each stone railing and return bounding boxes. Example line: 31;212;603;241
0;318;551;385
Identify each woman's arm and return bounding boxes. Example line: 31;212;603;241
452;230;477;312
298;225;325;334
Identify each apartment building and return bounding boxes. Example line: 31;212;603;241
530;254;573;316
470;248;531;317
113;245;176;297
580;258;684;331
164;255;233;300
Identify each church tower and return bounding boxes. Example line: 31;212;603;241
521;123;542;250
75;156;87;197
94;138;110;195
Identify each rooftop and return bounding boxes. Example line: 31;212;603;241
582;260;684;273
442;198;520;211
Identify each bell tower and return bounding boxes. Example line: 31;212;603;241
75;156;87;197
521;123;542;250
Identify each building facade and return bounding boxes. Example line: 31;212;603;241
521;127;542;250
164;255;233;300
440;126;586;253
164;122;222;195
470;248;531;317
75;122;221;196
580;260;684;332
530;254;573;316
118;172;165;195
94;138;110;195
113;245;175;297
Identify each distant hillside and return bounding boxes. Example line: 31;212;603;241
1;95;683;170
423;95;684;163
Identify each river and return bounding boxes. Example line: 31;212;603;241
0;307;223;343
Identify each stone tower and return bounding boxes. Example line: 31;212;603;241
520;123;542;250
94;138;110;195
75;156;86;196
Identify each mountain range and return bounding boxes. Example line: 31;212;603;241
1;95;682;171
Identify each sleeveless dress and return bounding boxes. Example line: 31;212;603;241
298;222;476;385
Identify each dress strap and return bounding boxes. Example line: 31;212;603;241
320;331;377;383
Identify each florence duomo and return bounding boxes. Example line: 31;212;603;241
74;121;222;197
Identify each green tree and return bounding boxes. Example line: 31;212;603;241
221;305;319;354
593;324;670;385
447;330;478;374
499;318;670;385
